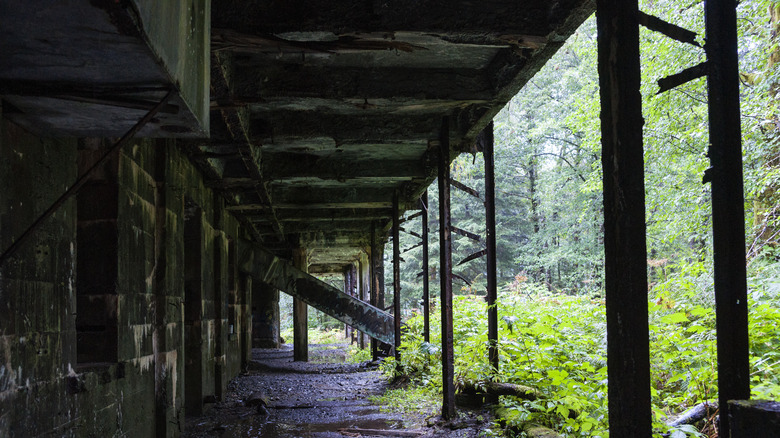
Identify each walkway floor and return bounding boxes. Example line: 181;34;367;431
183;343;490;437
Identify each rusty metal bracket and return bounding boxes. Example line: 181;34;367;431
457;248;487;266
638;11;701;47
399;226;423;240
449;178;481;199
399;211;423;224
0;89;175;267
451;225;481;242
657;62;708;94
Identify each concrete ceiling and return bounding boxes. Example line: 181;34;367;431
202;0;595;271
0;0;595;273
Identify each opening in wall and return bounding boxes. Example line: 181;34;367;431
183;197;204;415
76;139;119;365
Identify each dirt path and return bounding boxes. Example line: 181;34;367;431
184;344;491;437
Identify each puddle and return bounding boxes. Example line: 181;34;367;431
216;407;406;437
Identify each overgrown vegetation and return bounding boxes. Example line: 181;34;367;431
374;1;780;436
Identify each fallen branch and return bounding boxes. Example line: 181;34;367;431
460;381;542;401
667;402;718;428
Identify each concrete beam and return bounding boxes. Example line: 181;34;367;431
237;240;394;344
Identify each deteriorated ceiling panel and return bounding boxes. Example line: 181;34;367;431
196;0;595;272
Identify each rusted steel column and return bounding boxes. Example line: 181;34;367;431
705;2;750;436
293;248;309;362
370;222;386;360
438;117;455;420
392;190;402;361
597;1;652;436
421;191;430;344
483;122;499;375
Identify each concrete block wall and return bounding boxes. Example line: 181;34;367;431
0;114;257;437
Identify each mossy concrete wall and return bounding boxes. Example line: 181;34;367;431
0;113;258;437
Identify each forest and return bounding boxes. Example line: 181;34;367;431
283;1;780;436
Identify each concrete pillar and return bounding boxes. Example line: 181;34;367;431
252;282;280;348
293;248;309;362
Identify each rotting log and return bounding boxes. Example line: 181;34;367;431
459;381;542;403
668;402;718;428
237;239;394;345
524;425;564;438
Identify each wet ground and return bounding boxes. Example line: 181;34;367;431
184;343;491;437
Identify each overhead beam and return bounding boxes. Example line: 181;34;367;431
264;156;426;182
248;109;464;144
213;3;576;35
238;240;394;344
232;64;494;101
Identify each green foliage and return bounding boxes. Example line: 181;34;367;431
376;2;780;435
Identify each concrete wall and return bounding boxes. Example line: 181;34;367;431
0;114;255;437
132;0;211;133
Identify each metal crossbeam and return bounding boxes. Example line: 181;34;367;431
449;178;480;199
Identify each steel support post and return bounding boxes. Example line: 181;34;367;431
705;1;750;436
421;191;430;344
438;117;455;420
597;1;652;436
392;190;402;361
483;122;499;376
293;248;309;362
370;222;386;360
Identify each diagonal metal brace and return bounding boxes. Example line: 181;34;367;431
457;248;487;266
449;179;481;199
399;226;422;239
399;211;423;224
237;239;394;344
638;11;701;47
657;62;708;94
0;89;175;267
402;241;423;254
451;225;481;242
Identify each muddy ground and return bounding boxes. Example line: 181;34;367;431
183;343;493;437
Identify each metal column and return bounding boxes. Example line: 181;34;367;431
597;0;652;436
705;1;750;436
421;192;430;343
293;248;309;362
438;117;455;420
370;222;386;360
483;122;499;376
392;190;402;361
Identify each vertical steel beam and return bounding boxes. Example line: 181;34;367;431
370;222;386;360
705;2;750;436
421;191;431;344
483;122;499;376
392;190;402;362
438;117;455;420
293;248;309;362
597;1;652;436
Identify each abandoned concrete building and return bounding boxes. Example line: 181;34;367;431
0;0;774;437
